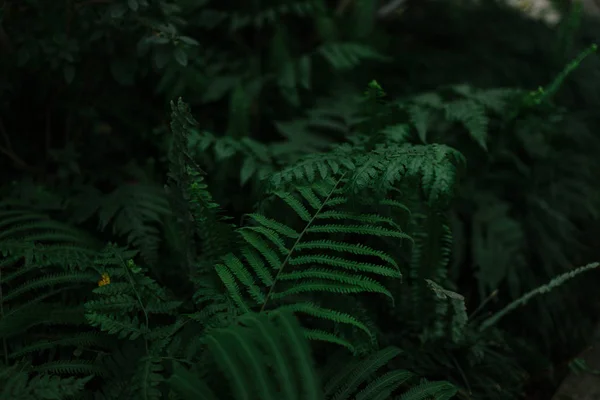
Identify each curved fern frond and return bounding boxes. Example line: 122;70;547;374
444;99;489;151
323;346;407;400
275;91;364;150
0;206;107;356
398;84;522;151
0;364;92;400
94;182;171;265
0;206;101;268
85;259;182;341
31;359;108;377
7;332;112;360
321;345;458;400
131;356;164;400
271;143;464;207
216;176;409;351
480;261;600;331
398;380;458;400
169;310;323;400
318;43;389;71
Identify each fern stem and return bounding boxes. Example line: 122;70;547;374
468;289;498;321
480;262;600;331
451;354;471;395
259;173;347;313
119;257;150;359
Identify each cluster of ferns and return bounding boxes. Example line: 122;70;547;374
1;59;599;399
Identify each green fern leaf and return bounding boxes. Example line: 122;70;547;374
398;380;458;400
171;311;323;400
215;176;406;349
132;356;164;400
324;346;404;400
444;99;489;151
318;43;388;70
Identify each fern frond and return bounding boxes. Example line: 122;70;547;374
169;99;239;268
131;356;164;400
271;142;463;207
318;43;389;71
215;176;407;350
0;366;92;400
471;198;526;299
323;346;406;400
444;99;489;151
524;43;597;106
355;370;414;400
7;332;112;360
85;313;147;340
168;364;219;400
275;91;364;150
0;206;100;268
398;380;458;400
449;85;520;114
169;311;323;400
95;182;170;265
85;259;182;341
32;359;108;377
405;211;456;340
480;261;600;330
0;303;84;340
3;272;97;303
399;84;521;150
407;105;434;144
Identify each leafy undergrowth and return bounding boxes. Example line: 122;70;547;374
2;0;600;399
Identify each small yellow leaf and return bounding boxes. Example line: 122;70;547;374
98;273;111;287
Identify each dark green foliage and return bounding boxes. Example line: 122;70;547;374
170;310;323;400
2;0;600;399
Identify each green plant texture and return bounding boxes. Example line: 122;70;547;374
2;0;600;399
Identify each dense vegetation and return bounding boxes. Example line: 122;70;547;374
2;0;600;398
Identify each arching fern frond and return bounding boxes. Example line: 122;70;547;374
480;261;600;331
0;205;101;268
0;205;108;361
169;310;323;400
7;332;112;361
0;364;92;400
397;84;522;150
317;43;389;71
443;99;489;151
322;346;459;400
131;356;164;400
275;91;364;151
84;258;187;399
216;175;410;352
323;346;410;400
471;196;526;299
94;182;170;266
271;142;464;208
84;259;182;341
398;379;458;400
